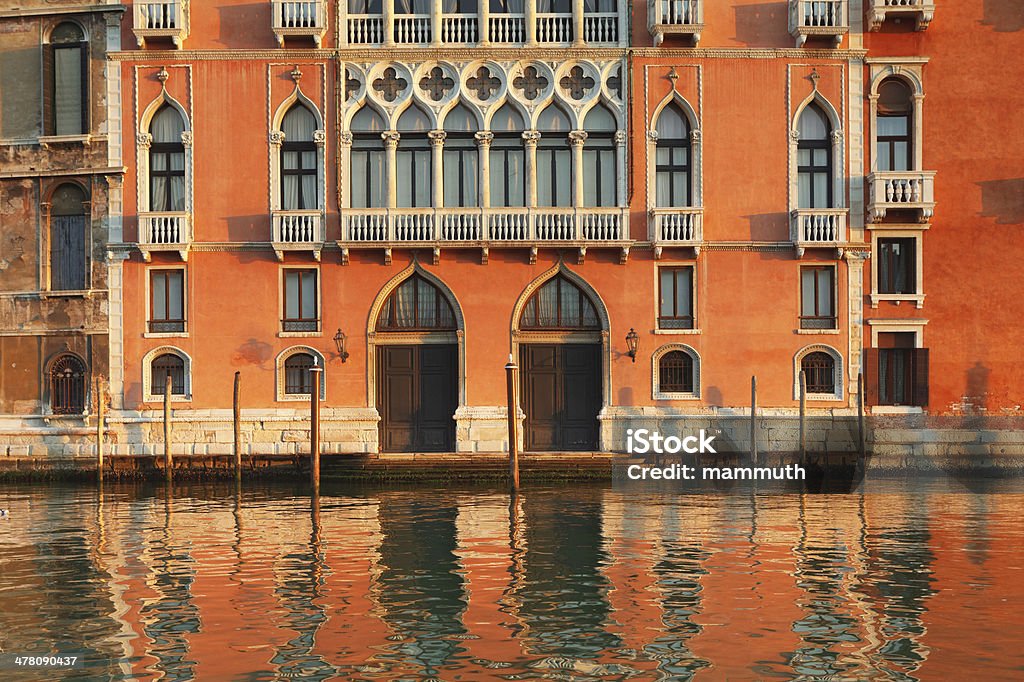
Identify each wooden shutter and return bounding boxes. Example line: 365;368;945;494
42;45;55;136
913;348;930;407
864;348;880;407
79;40;89;134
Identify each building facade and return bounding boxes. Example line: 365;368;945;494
0;0;123;456
15;0;1019;460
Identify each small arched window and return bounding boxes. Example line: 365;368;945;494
877;78;913;172
281;104;318;210
490;103;525;208
396;104;432;208
151;353;186;396
443;104;478;208
284;352;316;395
49;22;87;136
50;183;88;291
536;103;572;207
50;354;87;415
351;106;386;208
659;350;694;394
797;104;832;209
520;275;600;330
377;275;456;330
583;104;617;207
801;351;836;394
149;105;186;212
655;102;691;208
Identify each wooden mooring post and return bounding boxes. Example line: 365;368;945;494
96;376;105;480
233;371;242;479
858;371;865;459
799;370;807;462
163;372;173;482
750;375;758;465
309;360;322;494
505;354;520;492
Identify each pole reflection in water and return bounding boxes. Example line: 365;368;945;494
0;481;1022;681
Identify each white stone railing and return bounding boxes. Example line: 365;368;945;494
536;13;574;43
393;13;431;44
648;0;703;45
347;14;385;44
867;171;936;222
138;212;192;260
133;1;188;48
273;210;323;245
866;0;935;30
489;14;527;43
584;12;619;44
441;13;479;44
272;0;327;46
650;208;703;243
790;208;847;245
343;207;627;243
789;0;847;46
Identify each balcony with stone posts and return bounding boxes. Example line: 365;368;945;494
648;0;703;46
789;0;848;47
866;0;935;31
790;208;848;257
867;171;936;223
273;210;325;261
272;0;327;47
133;1;189;48
650;208;703;258
138;212;192;261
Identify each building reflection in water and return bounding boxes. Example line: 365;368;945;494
0;482;1022;680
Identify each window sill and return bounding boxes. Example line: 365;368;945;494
871;406;923;415
796;328;841;335
654;328;701;335
870;293;925;309
38;134;93;147
144;331;188;339
279;331;322;338
654;392;700;401
143;396;192;404
276;395;325;402
40;289;96;299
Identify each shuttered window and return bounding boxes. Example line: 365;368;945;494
49;23;87;136
50;183;88;291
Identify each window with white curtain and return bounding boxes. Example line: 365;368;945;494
349;0;383;12
395;0;431;12
877;78;913;172
149;105;186;212
490;0;525;11
443;104;478;207
280;104;318;210
582;104;616;207
797;104;832;209
536;103;572;207
351;106;386;208
51;22;87;136
489;104;525;207
396;104;432;208
655;102;691;207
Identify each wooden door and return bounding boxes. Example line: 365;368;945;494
521;344;601;451
378;345;457;452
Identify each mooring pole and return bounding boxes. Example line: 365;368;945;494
799;370;807;462
505;354;520;492
750;375;758;465
858;371;865;459
164;372;173;482
96;376;105;481
233;371;242;479
310;360;322;494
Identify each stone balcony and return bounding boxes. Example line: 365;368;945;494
650;207;703;258
867;171;936;223
339;207;630;264
273;210;325;261
648;0;703;46
133;1;189;49
866;0;935;31
789;0;848;47
790;208;848;257
272;0;327;47
138;212;192;261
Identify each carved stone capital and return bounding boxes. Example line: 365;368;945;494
569;130;589;146
428;130;447;146
269;130;285;146
790;129;801;142
474;131;495;145
613;130;627;145
340;131;354;146
646;130;659;142
830;129;844;144
136;132;153;148
690;129;702;143
313;129;327;146
179;131;193;147
522;130;541;144
381;130;401;147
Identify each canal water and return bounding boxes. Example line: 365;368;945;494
1;481;1021;681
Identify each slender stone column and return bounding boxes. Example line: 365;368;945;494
431;0;443;47
429;130;447;213
569;130;588;207
526;0;537;46
614;129;627;207
573;0;585;46
382;131;400;211
383;0;395;46
475;131;494;208
523;130;540;208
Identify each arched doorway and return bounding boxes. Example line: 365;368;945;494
373;272;460;452
516;272;604;451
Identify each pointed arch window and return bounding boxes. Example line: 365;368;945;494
377;275;456;330
797;104;832;209
149;105;186;212
50;183;88;291
520;275;600;330
443;104;478;208
48;22;88;136
396;105;432;208
351;106;386;208
536;103;572;207
490;104;525;207
583;104;617;207
50;354;87;415
281;104;318;210
655;102;691;207
877;78;913;172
